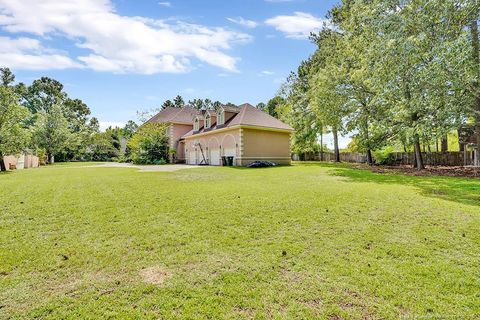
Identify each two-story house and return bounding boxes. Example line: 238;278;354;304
147;103;294;166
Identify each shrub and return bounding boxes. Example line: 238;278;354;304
128;123;169;165
372;146;395;165
86;133;120;161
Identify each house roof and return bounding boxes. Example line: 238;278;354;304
147;106;198;125
181;103;293;138
228;103;293;130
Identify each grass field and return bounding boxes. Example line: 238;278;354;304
1;162;479;319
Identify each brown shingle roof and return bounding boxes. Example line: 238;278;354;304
147;106;198;125
228;103;293;131
181;103;293;138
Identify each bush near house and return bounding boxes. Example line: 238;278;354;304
128;122;169;164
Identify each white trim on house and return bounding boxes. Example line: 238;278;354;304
216;108;225;125
193;116;200;131
205;113;211;129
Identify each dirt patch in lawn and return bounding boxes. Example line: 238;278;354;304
353;164;480;178
139;266;171;285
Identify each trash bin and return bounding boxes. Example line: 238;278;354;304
221;156;227;166
227;156;234;166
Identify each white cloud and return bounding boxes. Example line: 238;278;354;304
259;70;275;76
158;2;171;7
0;36;82;70
265;12;330;39
0;0;251;73
226;17;258;29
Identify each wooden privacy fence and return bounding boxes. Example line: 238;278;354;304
389;152;475;166
293;151;476;166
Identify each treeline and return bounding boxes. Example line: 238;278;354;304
0;67;141;170
274;0;480;169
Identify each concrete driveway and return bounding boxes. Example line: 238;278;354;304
89;162;207;172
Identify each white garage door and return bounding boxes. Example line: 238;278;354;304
210;149;220;166
188;151;197;165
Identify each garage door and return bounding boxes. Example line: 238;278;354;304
210;149;220;166
188;151;197;165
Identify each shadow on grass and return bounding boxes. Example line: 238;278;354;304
312;162;480;207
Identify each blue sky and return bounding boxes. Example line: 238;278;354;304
0;0;342;141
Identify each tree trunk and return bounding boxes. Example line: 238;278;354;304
366;149;373;165
333;127;340;162
0;154;6;172
320;131;324;161
435;139;439;153
457;129;465;152
413;135;425;170
441;135;448;153
471;20;480;166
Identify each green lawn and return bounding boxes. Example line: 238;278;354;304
1;163;479;319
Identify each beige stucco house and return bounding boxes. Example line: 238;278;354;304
147;103;293;166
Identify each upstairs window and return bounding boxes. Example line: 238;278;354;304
205;114;211;129
217;109;225;125
194;117;199;131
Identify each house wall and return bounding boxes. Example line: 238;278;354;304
184;127;292;166
241;128;291;165
184;128;241;165
170;123;193;162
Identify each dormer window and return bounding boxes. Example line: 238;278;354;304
205;113;211;129
217;108;225;125
194;116;200;131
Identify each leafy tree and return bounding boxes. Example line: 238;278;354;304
279;62;323;159
213;101;222;109
128;123;170;164
308;30;351;162
32;104;71;163
0;86;30;171
64;98;91;132
173;95;185;108
188;99;205;110
86;132;120;161
89;117;100;133
266;96;284;118
256;102;266;112
0;67;15;87
122;120;138;139
162;100;174;109
22;77;66;113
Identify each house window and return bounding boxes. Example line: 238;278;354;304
194;117;199;131
205;114;211;129
217;109;225;125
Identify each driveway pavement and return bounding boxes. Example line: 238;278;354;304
89;162;206;172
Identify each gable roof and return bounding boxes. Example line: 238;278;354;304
228;103;293;130
147;106;198;125
181;103;293;138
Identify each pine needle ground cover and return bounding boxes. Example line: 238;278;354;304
1;163;479;319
